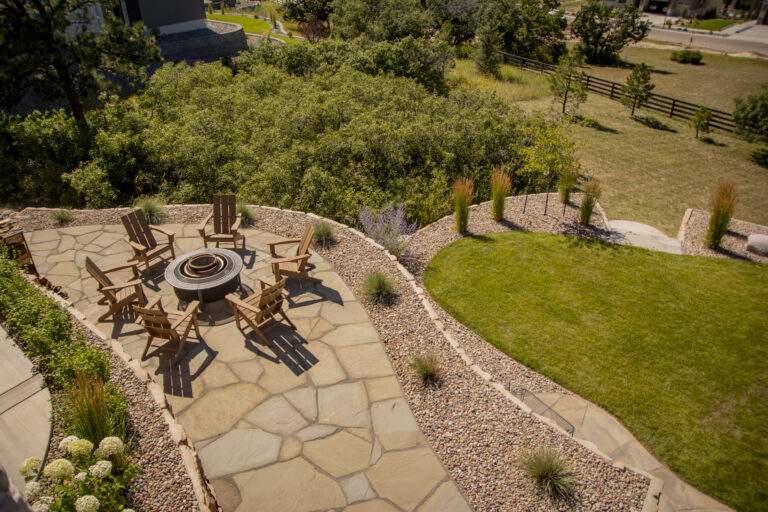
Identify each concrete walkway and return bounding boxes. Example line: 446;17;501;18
27;224;469;512
610;220;684;254
0;324;51;501
530;392;732;512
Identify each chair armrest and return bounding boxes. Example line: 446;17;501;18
198;213;213;234
127;239;148;254
267;238;301;257
151;226;175;243
101;279;143;292
171;300;199;330
226;294;261;314
271;254;310;266
231;216;242;232
103;262;139;276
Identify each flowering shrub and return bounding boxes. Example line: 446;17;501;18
20;434;138;512
358;203;417;258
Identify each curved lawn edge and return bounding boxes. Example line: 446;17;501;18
11;198;652;511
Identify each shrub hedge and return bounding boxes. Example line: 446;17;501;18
0;252;109;388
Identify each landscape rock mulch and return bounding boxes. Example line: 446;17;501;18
680;208;768;264
253;202;649;512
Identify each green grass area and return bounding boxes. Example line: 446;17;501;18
425;231;768;512
449;57;768;235
207;13;301;44
688;18;741;31
583;46;768;111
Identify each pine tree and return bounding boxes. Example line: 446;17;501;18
621;63;654;118
549;51;588;116
474;22;503;78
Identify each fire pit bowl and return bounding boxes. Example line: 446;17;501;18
165;248;243;303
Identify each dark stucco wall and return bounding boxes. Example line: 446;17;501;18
138;0;205;29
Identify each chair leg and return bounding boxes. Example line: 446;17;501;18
254;328;270;346
141;335;153;361
173;337;186;363
193;317;201;338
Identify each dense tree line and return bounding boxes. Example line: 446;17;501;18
1;42;573;225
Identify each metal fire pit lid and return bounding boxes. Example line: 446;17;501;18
164;248;243;293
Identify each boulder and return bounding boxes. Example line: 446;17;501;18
746;234;768;257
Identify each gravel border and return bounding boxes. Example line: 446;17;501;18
679;208;768;264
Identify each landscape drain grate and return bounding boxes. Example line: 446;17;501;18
513;387;575;436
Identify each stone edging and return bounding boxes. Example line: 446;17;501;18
677;208;694;241
253;204;663;512
19;274;220;512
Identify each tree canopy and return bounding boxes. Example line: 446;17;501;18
0;0;159;127
571;1;650;64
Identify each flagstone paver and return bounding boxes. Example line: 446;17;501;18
26;223;467;512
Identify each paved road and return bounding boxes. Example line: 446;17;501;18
645;27;768;56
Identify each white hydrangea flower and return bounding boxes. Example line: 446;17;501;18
42;458;75;481
24;480;41;500
58;435;79;452
74;471;87;481
67;439;94;458
122;509;136;512
88;460;112;479
92;447;106;459
31;497;52;512
75;495;100;512
98;436;124;457
20;457;41;479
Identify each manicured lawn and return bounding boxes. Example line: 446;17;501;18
206;13;302;45
424;231;768;512
688;18;741;31
449;57;768;235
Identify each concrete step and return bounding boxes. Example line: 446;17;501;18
609;220;684;255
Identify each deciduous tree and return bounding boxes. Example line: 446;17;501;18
571;1;650;64
549;51;588;116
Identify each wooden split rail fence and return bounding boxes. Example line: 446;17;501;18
502;52;738;133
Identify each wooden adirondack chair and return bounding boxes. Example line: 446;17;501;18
85;257;146;321
226;278;296;345
268;225;321;284
132;298;201;363
121;209;175;270
198;194;244;249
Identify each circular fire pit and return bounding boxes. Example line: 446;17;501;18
165;248;243;303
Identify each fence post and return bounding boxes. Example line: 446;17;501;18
669;99;676;118
609;83;615;99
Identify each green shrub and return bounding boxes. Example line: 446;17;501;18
752;146;768;168
313;221;335;248
734;85;768;143
671;49;703;64
518;446;577;499
49;344;110;390
579;178;602;225
490;170;511;222
409;354;441;387
237;201;255;227
690;107;712;139
453;178;474;233
51;209;74;226
62;374;128;444
363;272;395;304
133;196;164;224
705;178;736;249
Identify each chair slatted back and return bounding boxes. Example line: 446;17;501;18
134;302;177;340
213;194;237;235
258;279;286;321
121;209;157;250
296;225;315;260
85;257;115;298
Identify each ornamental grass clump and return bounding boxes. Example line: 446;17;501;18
313;221;335;248
63;374;129;444
237;201;255;226
409;353;442;387
490;170;511;222
453;178;474;233
133;196;164;224
362;272;395;304
51;209;74;226
358;203;417;258
705;178;737;249
558;166;579;204
579;179;602;225
518;446;577;499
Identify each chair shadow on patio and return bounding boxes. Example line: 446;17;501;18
155;339;218;398
284;279;343;308
244;324;318;377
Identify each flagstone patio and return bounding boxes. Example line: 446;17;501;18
27;223;469;512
